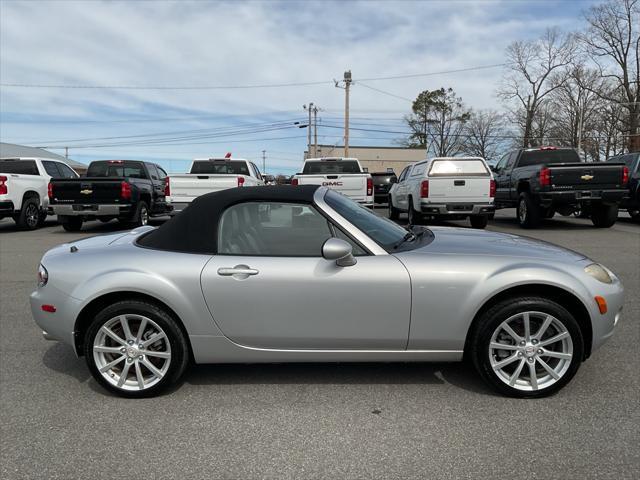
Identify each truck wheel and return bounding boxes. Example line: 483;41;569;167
388;198;400;220
15;198;41;230
517;193;541;229
60;216;83;232
469;215;488;229
407;198;422;226
590;204;618;228
130;201;149;227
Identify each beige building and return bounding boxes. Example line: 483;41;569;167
304;145;426;174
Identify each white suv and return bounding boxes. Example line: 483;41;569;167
388;157;495;229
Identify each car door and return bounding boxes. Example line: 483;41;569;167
394;166;411;210
146;164;166;213
493;152;510;202
200;200;411;350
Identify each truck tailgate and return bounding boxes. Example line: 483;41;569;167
428;177;491;203
51;178;125;204
548;163;625;189
168;174;239;203
297;174;367;199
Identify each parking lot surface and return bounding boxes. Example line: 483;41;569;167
1;210;638;479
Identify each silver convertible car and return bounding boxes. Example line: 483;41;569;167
31;185;623;398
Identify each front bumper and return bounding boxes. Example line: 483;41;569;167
52;204;132;217
538;189;625;207
420;202;494;215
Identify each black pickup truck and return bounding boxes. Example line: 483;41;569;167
492;147;628;228
606;151;639;221
49;160;172;231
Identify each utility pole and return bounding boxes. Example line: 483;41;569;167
262;150;266;173
335;70;352;157
312;105;319;158
304;103;313;159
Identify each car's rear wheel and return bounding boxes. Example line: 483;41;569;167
590;203;618;228
469;296;583;398
388;198;399;220
130;201;149;227
517;192;541;228
84;300;189;398
469;215;488;229
407;197;421;226
60;216;83;232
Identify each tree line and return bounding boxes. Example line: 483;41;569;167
402;0;639;162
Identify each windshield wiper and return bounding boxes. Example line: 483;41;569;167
393;231;416;249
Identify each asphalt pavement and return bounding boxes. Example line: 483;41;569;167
1;210;638;479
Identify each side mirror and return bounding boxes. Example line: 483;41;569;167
322;238;357;267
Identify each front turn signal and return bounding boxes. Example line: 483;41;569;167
595;296;607;315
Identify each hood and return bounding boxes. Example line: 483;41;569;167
405;226;586;262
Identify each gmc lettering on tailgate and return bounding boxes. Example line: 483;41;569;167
322;181;343;187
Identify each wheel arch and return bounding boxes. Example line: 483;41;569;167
73;291;193;361
516;181;530;194
463;283;593;361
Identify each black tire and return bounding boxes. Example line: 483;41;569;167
60;216;83;232
388;197;400;220
590;204;618;228
130;201;149;227
84;300;190;398
488;212;495;220
469;296;584;398
407;197;421;226
517;192;541;228
15;197;41;230
469;215;488;229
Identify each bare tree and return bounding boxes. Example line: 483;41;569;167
498;28;577;147
461;110;506;162
580;0;639;152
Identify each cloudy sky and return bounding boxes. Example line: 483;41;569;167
0;0;597;174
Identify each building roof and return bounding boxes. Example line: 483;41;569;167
0;142;87;171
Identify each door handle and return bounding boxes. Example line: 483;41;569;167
217;266;259;276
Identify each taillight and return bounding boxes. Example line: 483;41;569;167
164;177;170;196
291;178;299;186
237;176;245;187
47;182;54;199
622;166;629;186
489;179;496;198
539;167;551;187
366;177;373;196
420;180;429;198
0;175;7;195
120;181;132;200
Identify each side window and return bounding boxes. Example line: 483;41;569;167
495;152;509;171
506;151;519;169
156;166;168;180
42;161;62;178
398;166;410;182
218;202;332;256
56;163;78;178
332;226;367;256
411;163;426;176
148;164;159;181
251;162;263;180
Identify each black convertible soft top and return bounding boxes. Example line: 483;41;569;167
138;185;321;254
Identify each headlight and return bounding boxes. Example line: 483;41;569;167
584;263;612;284
37;264;48;287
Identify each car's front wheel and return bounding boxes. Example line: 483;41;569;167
84;300;189;397
469;296;583;398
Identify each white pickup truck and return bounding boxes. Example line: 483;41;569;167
166;157;265;214
292;157;373;206
388;156;495;229
0;157;79;229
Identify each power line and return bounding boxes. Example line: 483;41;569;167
0;63;507;90
357;82;414;102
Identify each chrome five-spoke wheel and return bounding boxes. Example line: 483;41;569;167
489;311;573;391
93;314;171;392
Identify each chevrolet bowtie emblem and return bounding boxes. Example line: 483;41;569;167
581;174;594;181
80;189;93;194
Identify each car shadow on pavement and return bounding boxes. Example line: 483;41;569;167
42;341;91;383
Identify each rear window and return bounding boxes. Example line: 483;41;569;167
302;160;362;174
190;161;250;175
0;160;39;175
371;173;397;185
428;159;489;177
86;161;147;178
518;149;580;167
607;154;639;172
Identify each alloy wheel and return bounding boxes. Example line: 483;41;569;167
93;314;171;391
25;203;39;228
140;206;149;226
489;311;573;391
518;199;527;223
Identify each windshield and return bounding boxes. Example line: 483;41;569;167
303;160;361;174
519;149;580;167
191;160;249;175
324;190;421;252
0;160;38;175
87;161;146;178
429;159;489;177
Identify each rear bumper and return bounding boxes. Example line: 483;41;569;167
51;204;132;217
538;189;626;206
0;200;15;217
168;202;190;216
420;202;494;215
